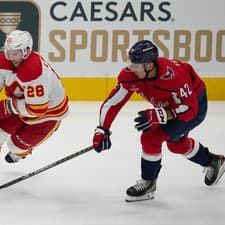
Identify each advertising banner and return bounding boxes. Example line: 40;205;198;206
0;0;224;78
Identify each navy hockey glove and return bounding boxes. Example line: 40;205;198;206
93;126;112;153
134;108;167;132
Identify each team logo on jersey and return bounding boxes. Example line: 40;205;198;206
0;1;40;53
150;97;169;108
161;66;174;80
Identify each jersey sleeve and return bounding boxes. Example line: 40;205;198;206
0;53;13;91
99;69;134;129
99;83;132;129
171;84;199;122
0;70;6;91
169;64;203;122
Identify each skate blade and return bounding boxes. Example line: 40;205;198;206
213;160;225;185
125;192;154;203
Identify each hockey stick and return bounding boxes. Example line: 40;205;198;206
0;145;93;190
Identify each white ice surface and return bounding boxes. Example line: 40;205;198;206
0;101;225;225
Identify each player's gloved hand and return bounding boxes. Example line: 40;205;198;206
93;126;112;153
0;99;18;119
134;107;167;132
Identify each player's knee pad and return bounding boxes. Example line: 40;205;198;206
141;128;168;155
167;137;199;157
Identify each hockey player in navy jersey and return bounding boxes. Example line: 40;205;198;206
92;40;225;202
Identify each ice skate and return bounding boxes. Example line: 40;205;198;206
5;152;25;163
5;148;32;163
204;153;225;186
125;179;156;202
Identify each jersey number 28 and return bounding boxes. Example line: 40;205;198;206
27;85;44;97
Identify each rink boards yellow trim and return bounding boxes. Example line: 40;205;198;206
0;77;224;100
61;77;225;101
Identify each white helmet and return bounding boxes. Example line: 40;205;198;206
4;30;33;59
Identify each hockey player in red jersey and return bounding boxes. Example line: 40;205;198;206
0;30;69;163
92;40;225;202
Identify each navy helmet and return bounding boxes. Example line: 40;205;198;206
128;40;158;64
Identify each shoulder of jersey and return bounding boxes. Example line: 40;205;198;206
16;51;42;82
0;53;13;70
157;57;181;80
157;57;174;66
118;67;138;82
158;57;183;68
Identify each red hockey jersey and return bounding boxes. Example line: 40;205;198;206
99;57;206;129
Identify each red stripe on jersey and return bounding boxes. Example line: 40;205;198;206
21;96;69;123
25;102;49;115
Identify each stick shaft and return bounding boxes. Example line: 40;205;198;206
0;146;93;189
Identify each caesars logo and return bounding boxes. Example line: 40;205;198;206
47;1;225;64
50;1;172;22
0;1;40;52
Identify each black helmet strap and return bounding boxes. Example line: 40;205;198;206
143;62;156;79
